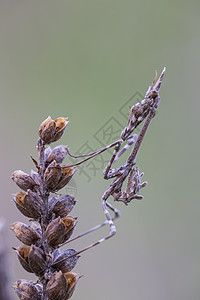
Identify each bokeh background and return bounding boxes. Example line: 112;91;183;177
0;1;199;299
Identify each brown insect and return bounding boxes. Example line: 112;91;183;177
60;68;166;258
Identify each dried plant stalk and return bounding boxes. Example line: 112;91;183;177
11;68;165;299
12;117;80;300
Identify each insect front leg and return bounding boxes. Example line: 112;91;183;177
113;167;147;205
103;140;122;179
113;134;138;163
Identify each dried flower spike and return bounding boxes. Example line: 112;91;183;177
12;114;80;299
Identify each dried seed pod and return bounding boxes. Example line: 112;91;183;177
61;217;77;243
46;217;66;246
52;249;79;273
46;216;76;246
55;165;76;191
46;271;68;300
44;160;62;190
23;189;43;219
52;117;69;143
13;246;33;273
13;190;43;219
12;170;37;191
39;116;69;144
13;192;33;219
28;245;46;276
11;222;41;246
64;272;81;300
13;279;43;300
51;195;76;218
46;145;68;164
38;116;56;144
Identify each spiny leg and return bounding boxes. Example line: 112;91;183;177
65;140;122;168
62;201;120;246
101;190;117;237
60;186;118;260
103;138;134;180
103;141;122;179
112;167;148;205
113;134;138;163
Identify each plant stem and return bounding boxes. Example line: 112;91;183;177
38;140;50;300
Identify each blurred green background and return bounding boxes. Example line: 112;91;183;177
0;1;199;299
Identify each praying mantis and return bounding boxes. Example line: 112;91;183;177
61;68;166;258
